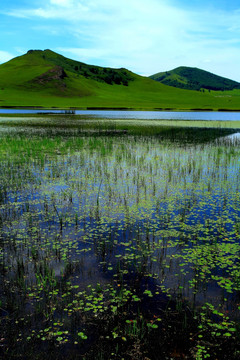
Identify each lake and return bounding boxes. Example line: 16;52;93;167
1;109;240;121
0;116;240;360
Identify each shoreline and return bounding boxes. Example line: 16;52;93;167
1;106;240;113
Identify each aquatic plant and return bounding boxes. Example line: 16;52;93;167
0;117;240;359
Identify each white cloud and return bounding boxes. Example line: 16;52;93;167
2;0;240;80
56;47;109;64
0;50;15;64
50;0;73;7
4;1;103;21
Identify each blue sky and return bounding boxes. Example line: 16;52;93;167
1;0;240;80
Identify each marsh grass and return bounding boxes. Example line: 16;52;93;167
0;117;240;359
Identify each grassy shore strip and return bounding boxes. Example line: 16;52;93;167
0;106;240;111
0;115;240;130
111;119;240;129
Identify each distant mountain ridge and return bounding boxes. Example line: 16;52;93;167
149;66;240;91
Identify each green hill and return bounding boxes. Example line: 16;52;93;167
0;49;134;94
0;50;240;110
149;66;240;91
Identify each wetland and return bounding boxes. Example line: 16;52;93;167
1;115;240;359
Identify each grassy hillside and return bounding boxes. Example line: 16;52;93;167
150;66;240;92
0;50;240;110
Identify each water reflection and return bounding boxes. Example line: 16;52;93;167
1;121;240;358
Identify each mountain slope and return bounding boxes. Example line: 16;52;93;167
149;66;240;91
0;49;134;94
0;50;240;110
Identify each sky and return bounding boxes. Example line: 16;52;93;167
1;0;240;80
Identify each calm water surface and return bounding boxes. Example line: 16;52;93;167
1;109;240;120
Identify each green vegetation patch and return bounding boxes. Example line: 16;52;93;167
1;50;240;109
0;117;240;359
150;66;240;91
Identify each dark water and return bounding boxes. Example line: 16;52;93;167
1;108;240;120
0;120;240;359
